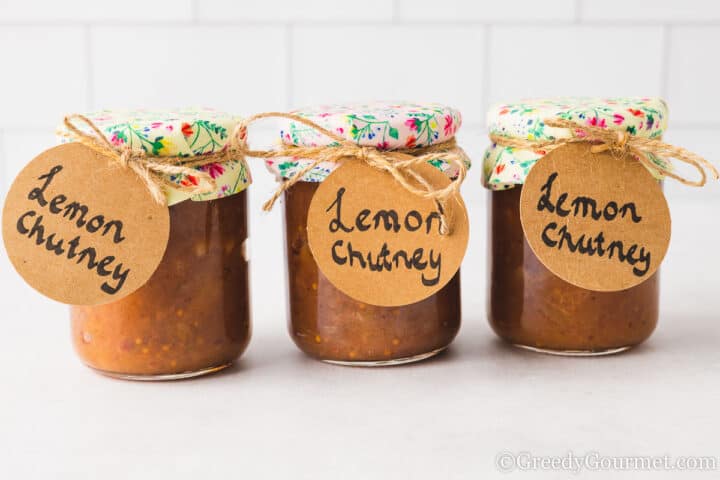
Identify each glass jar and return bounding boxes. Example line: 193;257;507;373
488;186;659;354
268;102;466;365
65;109;252;379
483;97;667;355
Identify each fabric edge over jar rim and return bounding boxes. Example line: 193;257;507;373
264;101;469;183
482;96;670;191
57;108;252;206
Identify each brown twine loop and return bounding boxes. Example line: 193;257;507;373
60;114;238;205
230;112;469;235
489;118;719;187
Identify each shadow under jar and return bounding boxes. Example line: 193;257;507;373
71;192;251;379
483;97;666;356
284;182;461;365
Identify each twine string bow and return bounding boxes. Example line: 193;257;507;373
231;112;470;235
489;118;719;187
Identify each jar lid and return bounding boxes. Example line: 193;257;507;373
57;108;252;205
483;97;670;190
265;101;466;182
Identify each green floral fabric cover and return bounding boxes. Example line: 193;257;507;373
58;108;251;205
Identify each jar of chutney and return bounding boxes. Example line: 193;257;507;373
64;109;253;379
265;102;468;365
483;97;671;355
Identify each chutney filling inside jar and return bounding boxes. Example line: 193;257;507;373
284;181;461;364
488;186;659;354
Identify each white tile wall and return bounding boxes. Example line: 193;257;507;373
487;26;665;106
291;25;485;123
579;0;720;22
90;26;288;114
197;0;394;22
667;26;720;125
1;130;56;191
396;0;577;22
0;0;194;22
0;0;719;202
0;26;89;129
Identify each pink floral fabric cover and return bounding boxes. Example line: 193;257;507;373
264;102;466;182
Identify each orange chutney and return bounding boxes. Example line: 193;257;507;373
284;182;461;365
71;192;251;379
488;187;659;354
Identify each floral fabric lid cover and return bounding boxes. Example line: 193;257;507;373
58;108;251;205
265;102;467;182
483;97;670;190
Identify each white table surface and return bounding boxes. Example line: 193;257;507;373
1;193;719;480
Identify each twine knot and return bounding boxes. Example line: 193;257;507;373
489;118;719;187
117;146;133;168
356;146;374;162
590;129;629;155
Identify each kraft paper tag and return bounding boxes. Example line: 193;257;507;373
307;161;469;307
2;143;170;305
520;143;671;292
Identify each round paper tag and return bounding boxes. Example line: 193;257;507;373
2;143;170;305
307;160;469;307
520;143;671;292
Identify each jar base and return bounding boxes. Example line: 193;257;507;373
87;362;233;381
321;347;446;367
512;343;633;357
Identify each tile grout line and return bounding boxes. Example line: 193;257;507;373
391;0;399;23
190;0;198;23
3;20;720;27
479;25;492;125
660;24;672;101
84;24;94;110
285;24;294;109
574;0;582;23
